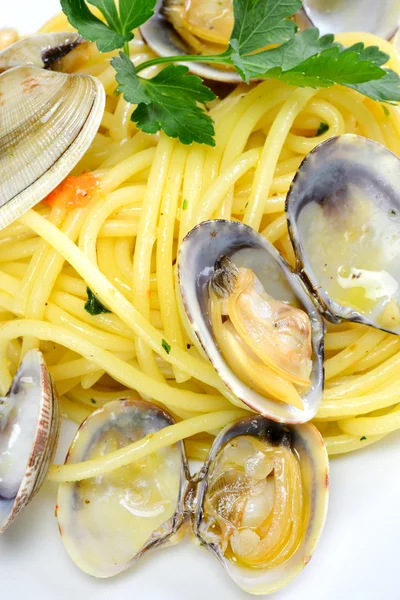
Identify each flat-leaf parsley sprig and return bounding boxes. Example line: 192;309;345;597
61;0;400;147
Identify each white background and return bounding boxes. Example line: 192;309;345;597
1;1;400;598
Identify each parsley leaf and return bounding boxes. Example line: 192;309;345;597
238;28;338;79
316;122;329;136
84;287;111;315
239;28;388;91
118;0;156;34
161;339;171;354
182;199;189;210
269;45;386;88
60;0;156;52
230;0;301;55
112;52;216;145
61;0;126;51
349;69;400;103
360;436;367;441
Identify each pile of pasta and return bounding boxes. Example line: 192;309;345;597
2;13;400;480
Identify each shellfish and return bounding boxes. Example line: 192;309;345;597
0;349;59;533
57;400;329;595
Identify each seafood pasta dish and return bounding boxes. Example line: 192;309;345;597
1;0;400;595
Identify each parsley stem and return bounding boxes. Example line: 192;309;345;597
135;53;229;74
123;41;130;57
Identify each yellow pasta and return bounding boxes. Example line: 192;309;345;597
2;22;400;488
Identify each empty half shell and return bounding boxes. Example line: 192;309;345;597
178;220;324;424
0;32;84;72
193;415;329;595
0;65;105;229
286;134;400;334
57;399;189;577
0;349;59;532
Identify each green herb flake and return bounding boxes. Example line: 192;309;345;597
162;339;171;354
182;199;189;210
383;105;390;116
90;398;97;404
360;436;367;441
84;287;111;315
316;122;329;136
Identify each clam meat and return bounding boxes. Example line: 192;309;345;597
178;220;324;424
194;415;329;595
0;349;59;533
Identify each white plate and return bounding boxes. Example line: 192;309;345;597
1;2;400;598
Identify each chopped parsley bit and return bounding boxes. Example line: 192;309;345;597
383;105;390;117
391;209;397;215
182;199;189;210
84;287;111;315
162;339;171;354
316;122;329;136
245;202;249;208
360;436;367;441
90;398;97;404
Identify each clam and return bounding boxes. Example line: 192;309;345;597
286;134;400;334
56;399;189;578
302;0;400;39
0;32;84;72
0;35;105;230
140;0;400;84
140;0;241;83
178;220;324;424
57;401;329;595
0;349;59;533
0;33;105;229
193;414;329;595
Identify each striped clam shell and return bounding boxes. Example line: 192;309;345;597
0;61;104;230
0;349;60;533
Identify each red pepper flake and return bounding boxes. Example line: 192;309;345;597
45;173;99;211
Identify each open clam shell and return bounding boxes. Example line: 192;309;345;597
302;0;400;39
178;220;324;424
140;0;241;83
0;32;84;72
0;65;105;230
57;399;189;578
286;134;400;334
0;349;59;533
193;415;329;595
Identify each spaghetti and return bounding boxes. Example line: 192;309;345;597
1;13;400;481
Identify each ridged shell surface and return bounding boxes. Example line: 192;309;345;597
0;65;105;229
0;349;60;532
